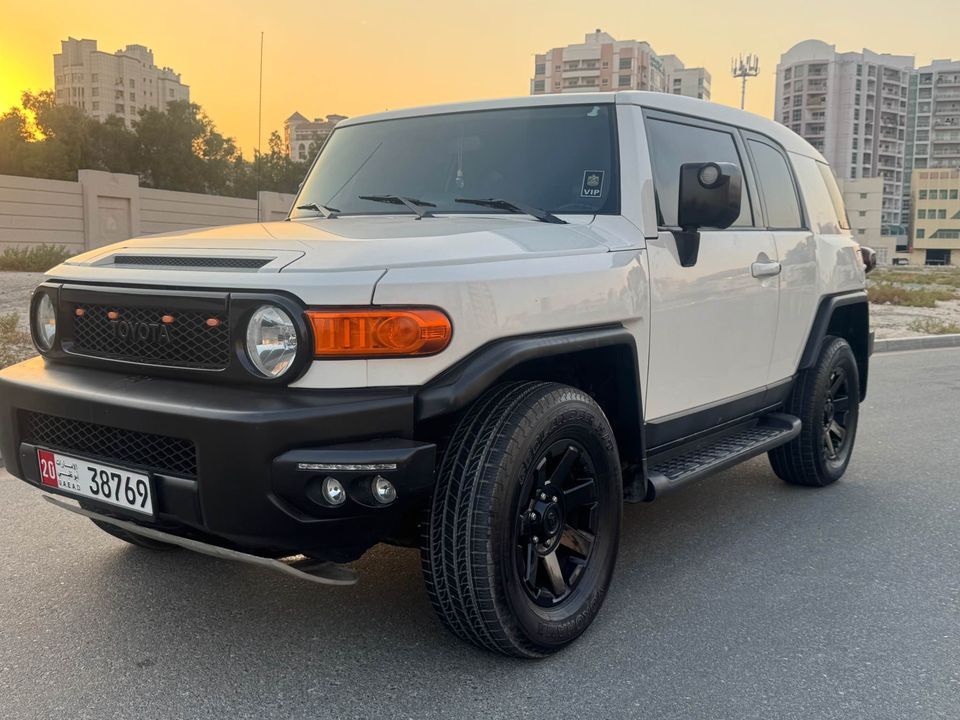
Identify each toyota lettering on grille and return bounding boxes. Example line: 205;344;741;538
111;319;172;345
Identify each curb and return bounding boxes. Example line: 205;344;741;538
874;334;960;353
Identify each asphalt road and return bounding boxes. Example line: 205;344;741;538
1;348;959;720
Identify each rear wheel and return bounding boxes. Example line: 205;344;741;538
421;382;622;657
769;336;860;487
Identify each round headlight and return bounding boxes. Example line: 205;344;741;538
245;305;298;378
33;293;57;351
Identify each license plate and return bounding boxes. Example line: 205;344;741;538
37;449;154;517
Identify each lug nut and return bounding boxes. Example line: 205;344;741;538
532;536;539;543
551;496;558;502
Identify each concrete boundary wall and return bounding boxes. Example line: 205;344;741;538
0;171;295;253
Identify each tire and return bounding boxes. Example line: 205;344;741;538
88;518;178;551
769;335;860;487
421;381;622;658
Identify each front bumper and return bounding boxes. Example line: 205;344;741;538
0;357;435;558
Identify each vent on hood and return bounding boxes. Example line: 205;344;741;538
112;255;272;270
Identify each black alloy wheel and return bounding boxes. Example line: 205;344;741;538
515;440;600;606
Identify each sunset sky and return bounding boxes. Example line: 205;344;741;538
1;0;957;157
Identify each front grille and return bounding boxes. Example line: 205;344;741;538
70;303;230;369
21;412;197;478
113;255;271;270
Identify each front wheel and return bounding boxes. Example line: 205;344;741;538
769;335;861;487
421;382;622;658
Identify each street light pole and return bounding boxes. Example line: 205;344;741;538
731;54;760;110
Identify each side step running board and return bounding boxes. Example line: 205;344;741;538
42;495;358;586
644;412;801;500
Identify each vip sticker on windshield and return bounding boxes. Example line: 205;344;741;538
581;171;605;198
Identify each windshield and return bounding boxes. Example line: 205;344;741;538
291;104;619;219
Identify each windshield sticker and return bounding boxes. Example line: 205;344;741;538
581;171;605;198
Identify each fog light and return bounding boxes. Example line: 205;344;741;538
321;476;346;506
372;475;397;504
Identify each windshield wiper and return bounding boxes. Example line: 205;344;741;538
453;198;566;224
359;194;436;219
295;202;340;219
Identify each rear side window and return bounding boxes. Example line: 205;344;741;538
748;140;804;229
790;154;844;235
645;117;753;227
816;162;851;230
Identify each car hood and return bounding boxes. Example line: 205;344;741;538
50;216;618;303
268;215;613;271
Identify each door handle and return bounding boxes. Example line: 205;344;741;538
751;261;781;278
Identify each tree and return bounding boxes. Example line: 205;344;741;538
20;90;101;180
0;108;31;176
0;89;310;199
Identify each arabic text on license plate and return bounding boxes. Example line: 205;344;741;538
37;449;154;516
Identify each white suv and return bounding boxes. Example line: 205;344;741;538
0;92;876;657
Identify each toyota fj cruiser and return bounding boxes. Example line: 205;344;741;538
0;92;875;658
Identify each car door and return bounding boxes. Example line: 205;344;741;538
641;111;781;432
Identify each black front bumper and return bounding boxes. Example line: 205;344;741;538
0;358;435;557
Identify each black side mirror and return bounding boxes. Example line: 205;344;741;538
860;245;877;274
677;162;742;232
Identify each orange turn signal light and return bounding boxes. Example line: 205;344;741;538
305;308;452;358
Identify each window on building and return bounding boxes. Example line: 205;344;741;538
130;93;135;101
91;87;98;97
857;64;863;76
918;209;927;218
792;109;802;122
856;79;862;91
535;63;545;75
938;209;947;219
169;88;174;97
645;117;753;227
533;80;545;92
298;143;306;160
618;75;631;87
555;65;561;71
852;152;858;164
860;193;868;199
129;79;135;88
940;189;949;199
917;228;925;238
793;96;802;107
859;210;866;216
602;78;608;85
850;168;857;178
602;61;609;68
858;228;866;235
619;58;632;70
115;104;124;114
91;73;98;82
92;102;99;111
852;138;858;149
951;189;959;199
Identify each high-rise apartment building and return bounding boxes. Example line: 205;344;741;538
904;60;960;226
530;30;709;100
283;113;348;161
53;38;189;128
660;55;711;101
775;40;913;237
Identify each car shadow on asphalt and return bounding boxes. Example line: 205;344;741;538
82;454;884;670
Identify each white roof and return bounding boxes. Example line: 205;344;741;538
336;92;825;162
